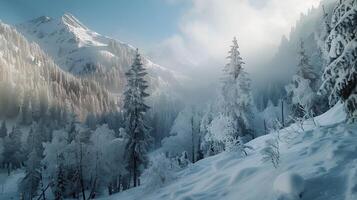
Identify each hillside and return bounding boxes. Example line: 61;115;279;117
17;13;180;94
254;0;337;109
0;21;115;121
102;102;357;200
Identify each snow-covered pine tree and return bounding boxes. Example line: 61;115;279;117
319;0;357;121
0;120;7;138
19;150;42;199
296;40;319;88
123;49;151;187
285;40;319;118
19;126;43;199
3;125;24;173
220;37;254;142
25;126;43;158
320;4;332;44
54;154;66;200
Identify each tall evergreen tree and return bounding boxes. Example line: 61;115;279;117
0;120;7;138
3;125;24;173
54;154;66;200
286;40;320;118
19;126;42;199
296;40;318;88
319;0;357;121
123;49;151;187
220;37;255;141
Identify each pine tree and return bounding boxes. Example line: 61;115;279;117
54;154;66;200
29;124;46;155
19;150;42;199
0;120;7;138
319;0;357;121
320;4;331;44
123;49;151;187
19;126;42;199
3;125;24;173
296;40;318;88
286;40;319;118
221;37;255;141
21;92;33;125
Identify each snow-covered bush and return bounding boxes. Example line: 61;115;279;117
207;114;235;145
142;153;178;189
285;75;317;114
260;137;280;168
259;101;281;132
273;172;305;200
205;114;253;155
162;107;201;162
178;151;191;168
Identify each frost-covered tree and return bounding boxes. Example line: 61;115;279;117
142;153;178;189
19;126;43;199
123;49;151;187
296;40;319;88
88;124;127;195
161;107;201;162
19;150;42;199
0;120;7;138
2;125;24;173
205;114;252;155
220;37;255;141
42;130;69;198
105;133;128;194
319;0;357;121
260;137;280;169
199;104;217;156
54;155;65;200
285;40;320;118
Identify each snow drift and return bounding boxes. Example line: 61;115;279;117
100;102;357;200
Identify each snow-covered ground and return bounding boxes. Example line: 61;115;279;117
101;102;357;200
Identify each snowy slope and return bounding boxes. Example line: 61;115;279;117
17;13;180;93
102;102;357;200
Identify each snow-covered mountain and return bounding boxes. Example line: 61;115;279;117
0;21;115;120
17;13;180;94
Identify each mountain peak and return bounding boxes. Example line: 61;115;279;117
28;15;52;25
61;13;88;30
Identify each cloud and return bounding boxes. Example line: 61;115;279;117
151;0;321;73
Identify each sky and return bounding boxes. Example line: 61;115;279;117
0;0;322;73
0;0;190;49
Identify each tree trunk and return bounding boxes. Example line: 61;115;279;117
264;119;267;135
108;183;112;195
191;116;195;163
133;149;137;187
79;143;86;200
117;175;122;193
281;99;285;127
